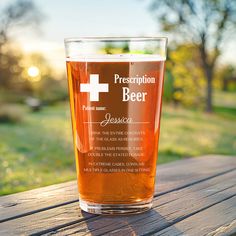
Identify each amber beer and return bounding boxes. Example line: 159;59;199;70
65;37;167;214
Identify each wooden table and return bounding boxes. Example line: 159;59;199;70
0;155;236;236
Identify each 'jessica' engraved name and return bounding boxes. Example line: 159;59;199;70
100;113;132;127
114;74;155;102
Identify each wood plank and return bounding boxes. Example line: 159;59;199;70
1;168;235;235
0;155;235;223
154;196;236;236
154;155;236;196
0;180;78;223
29;170;236;236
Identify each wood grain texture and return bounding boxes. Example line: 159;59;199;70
0;155;235;223
154;196;236;236
0;181;78;223
0;155;235;236
0;157;236;235
23;170;235;236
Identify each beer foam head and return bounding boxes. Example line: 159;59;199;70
66;54;166;62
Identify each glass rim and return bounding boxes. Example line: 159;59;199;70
64;36;168;43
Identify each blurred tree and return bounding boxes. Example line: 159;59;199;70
122;42;130;53
103;42;130;54
0;0;41;46
0;0;42;91
150;0;236;112
0;45;23;89
166;44;205;107
103;42;114;54
216;65;236;91
22;53;68;104
163;69;174;102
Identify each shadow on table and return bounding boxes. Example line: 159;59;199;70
81;209;182;235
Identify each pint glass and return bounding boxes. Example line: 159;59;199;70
64;37;167;214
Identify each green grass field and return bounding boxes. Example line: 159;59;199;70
0;92;236;195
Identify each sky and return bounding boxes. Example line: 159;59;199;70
6;0;160;73
0;0;235;73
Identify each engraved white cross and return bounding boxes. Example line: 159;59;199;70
80;74;109;101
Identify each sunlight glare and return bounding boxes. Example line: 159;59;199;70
28;66;40;77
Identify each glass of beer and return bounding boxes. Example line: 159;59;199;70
64;37;167;215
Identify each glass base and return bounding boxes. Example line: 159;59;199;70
80;198;153;215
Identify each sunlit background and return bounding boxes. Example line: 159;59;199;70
0;0;235;195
